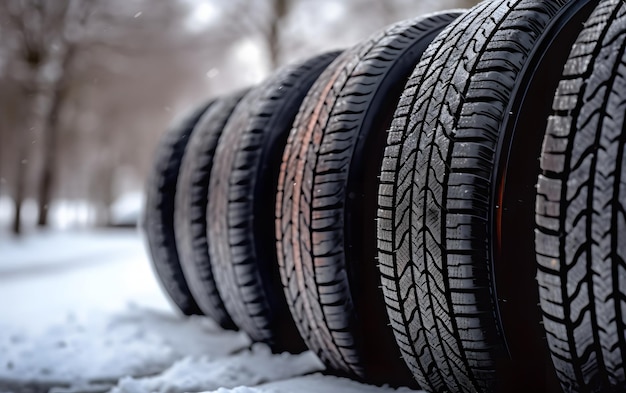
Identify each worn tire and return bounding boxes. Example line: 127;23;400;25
535;1;626;391
276;13;461;387
143;101;211;316
375;1;597;391
174;91;248;330
207;52;340;353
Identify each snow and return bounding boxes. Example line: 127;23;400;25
109;192;144;227
0;229;423;393
0;229;167;331
0;196;95;231
110;345;323;393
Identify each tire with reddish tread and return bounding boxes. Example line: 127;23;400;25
207;52;340;353
276;12;462;387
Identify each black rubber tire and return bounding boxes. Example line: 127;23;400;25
375;1;591;392
143;101;211;316
535;2;626;391
207;52;340;354
174;91;248;330
275;13;461;387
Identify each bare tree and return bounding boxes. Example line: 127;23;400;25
0;0;485;234
36;1;95;228
267;0;291;70
0;0;219;232
0;0;87;232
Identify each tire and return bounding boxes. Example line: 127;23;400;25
143;101;211;316
376;1;596;392
207;52;340;353
535;1;626;391
276;13;461;387
174;91;249;330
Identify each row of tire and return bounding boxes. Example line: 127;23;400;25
142;0;626;392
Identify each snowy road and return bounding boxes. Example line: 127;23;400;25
0;229;422;393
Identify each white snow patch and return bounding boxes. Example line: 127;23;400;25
211;388;262;393
110;344;324;393
205;374;423;393
0;230;169;333
0;307;248;387
110;192;144;227
0;229;426;393
0;229;140;273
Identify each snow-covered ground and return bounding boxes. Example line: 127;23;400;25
0;229;422;393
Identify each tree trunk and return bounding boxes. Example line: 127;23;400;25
12;124;30;235
36;46;74;228
12;199;22;235
267;0;289;70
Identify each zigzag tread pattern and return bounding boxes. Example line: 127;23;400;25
378;0;570;392
277;13;461;383
207;53;337;351
536;1;626;391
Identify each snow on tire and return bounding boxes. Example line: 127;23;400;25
275;12;462;387
375;1;597;392
143;101;212;316
207;52;340;354
174;91;249;330
535;1;626;391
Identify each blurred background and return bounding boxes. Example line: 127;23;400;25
0;0;481;235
